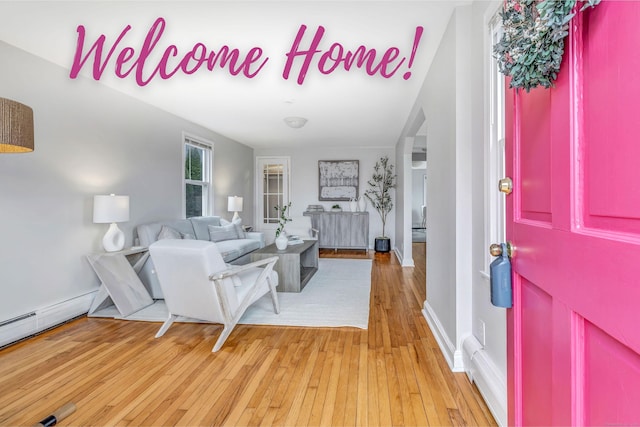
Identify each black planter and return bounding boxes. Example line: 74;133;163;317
374;237;391;253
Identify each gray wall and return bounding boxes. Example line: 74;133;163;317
0;41;253;323
422;10;459;344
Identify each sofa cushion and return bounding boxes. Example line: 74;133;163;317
208;224;241;242
189;216;222;240
215;239;261;263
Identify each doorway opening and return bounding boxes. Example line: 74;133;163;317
411;124;427;244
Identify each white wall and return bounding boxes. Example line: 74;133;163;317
254;146;395;249
0;41;253;325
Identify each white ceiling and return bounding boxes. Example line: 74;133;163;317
0;1;460;150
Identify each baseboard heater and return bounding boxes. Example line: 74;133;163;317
0;292;95;349
0;312;36;328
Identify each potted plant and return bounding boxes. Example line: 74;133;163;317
364;156;396;252
331;203;342;212
274;202;292;250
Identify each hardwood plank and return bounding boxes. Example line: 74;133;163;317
330;333;353;426
0;243;496;427
385;351;405;427
318;332;345;426
355;341;369;427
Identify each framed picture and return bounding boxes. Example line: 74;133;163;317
318;160;359;201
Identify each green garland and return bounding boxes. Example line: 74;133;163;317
494;0;600;92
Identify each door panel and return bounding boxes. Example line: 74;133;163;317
583;1;640;229
506;2;640;424
520;280;552;427
518;89;552;223
585;321;640;425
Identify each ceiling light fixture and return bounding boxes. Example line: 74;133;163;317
283;116;308;129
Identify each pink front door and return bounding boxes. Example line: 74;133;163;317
506;2;640;425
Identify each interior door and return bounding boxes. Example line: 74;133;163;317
255;156;290;236
505;3;640;425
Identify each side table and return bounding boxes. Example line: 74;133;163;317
87;247;154;317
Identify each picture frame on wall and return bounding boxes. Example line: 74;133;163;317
318;160;359;201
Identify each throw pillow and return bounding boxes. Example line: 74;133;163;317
233;224;245;239
208;224;240;242
220;218;245;239
157;226;182;240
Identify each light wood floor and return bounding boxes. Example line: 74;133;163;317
0;244;496;427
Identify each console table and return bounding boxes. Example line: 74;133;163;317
303;211;369;252
87;247;154;317
250;240;318;292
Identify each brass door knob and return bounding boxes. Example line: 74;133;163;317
499;177;513;195
490;242;514;258
489;243;503;257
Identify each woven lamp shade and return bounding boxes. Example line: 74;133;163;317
0;98;34;153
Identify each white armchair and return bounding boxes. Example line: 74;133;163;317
285;216;319;240
149;239;280;352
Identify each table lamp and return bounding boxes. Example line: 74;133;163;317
93;194;130;252
227;196;243;222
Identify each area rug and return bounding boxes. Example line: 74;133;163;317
91;258;372;329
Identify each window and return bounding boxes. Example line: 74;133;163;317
256;157;290;229
183;134;213;218
484;11;506;272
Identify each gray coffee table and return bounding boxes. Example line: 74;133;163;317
250;240;319;292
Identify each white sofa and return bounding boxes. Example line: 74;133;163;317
135;216;265;298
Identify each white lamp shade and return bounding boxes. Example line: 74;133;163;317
227;196;243;212
93;194;130;223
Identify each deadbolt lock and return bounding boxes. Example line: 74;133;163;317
499;177;513;195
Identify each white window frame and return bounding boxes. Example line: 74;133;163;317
483;9;506;274
182;133;214;218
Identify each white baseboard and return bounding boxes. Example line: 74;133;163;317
0;291;96;348
422;300;464;372
462;335;508;427
393;247;415;267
